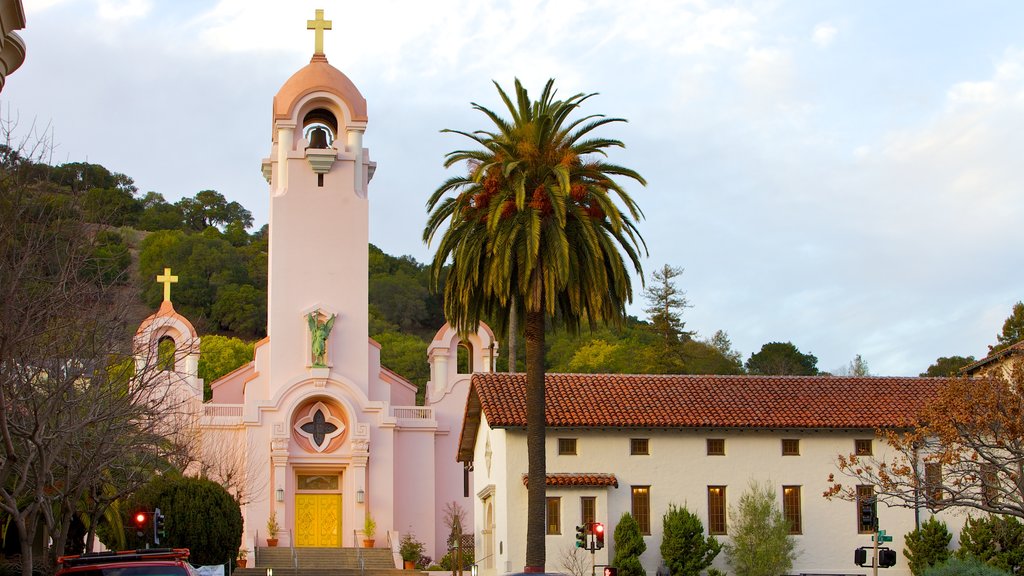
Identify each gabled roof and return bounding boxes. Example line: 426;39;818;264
962;340;1024;375
458;373;951;462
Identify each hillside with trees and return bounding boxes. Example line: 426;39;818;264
19;155;1024;400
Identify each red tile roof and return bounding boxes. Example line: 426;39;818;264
476;373;948;428
963;341;1024;375
522;473;619;488
457;373;954;461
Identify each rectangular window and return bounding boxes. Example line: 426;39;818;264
707;438;725;456
631;486;651;535
855;439;873;456
782;486;802;534
856;485;875;533
581;496;596;526
630;438;650;455
558;438;577;455
708;486;727;535
925;463;943;507
982;463;999;506
782;439;800;456
546;497;561;535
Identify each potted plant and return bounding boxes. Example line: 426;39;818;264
363;515;376;548
236;549;248;568
400;532;425;570
266;512;280;547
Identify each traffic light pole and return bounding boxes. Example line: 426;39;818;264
873;529;879;576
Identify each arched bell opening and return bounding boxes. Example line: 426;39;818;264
302;108;338;150
457;342;474;374
157;336;177;372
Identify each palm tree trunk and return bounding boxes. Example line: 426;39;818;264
507;297;518;372
523;307;546;571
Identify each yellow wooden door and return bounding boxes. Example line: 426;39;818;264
295;494;342;547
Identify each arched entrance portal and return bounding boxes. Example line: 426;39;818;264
295;472;343;547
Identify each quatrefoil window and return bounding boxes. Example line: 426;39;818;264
293;401;345;453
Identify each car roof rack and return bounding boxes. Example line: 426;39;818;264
58;549;190;567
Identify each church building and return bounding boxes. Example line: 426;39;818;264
129;9;1012;576
132;10;489;562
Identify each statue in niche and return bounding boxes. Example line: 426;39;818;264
307;312;336;367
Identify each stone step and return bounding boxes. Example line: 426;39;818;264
251;547;398;571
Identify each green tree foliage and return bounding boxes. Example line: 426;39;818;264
83;186;142;227
613;513;647;576
373;331;430;401
369;244;444;336
644;265;691;345
210;284;266;335
138;229;267;337
904;517;952;576
124;475;242;566
956;515;1024;574
425;78;646;569
745;342;819;375
176;189;253;231
923;557;1010;576
836;353;870;376
921;355;976;377
706;330;743;372
87;230;132;285
198;335;255;398
137;192;184;231
724;481;796;576
659;504;721;576
991;301;1024;354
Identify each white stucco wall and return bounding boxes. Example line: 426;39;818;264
474;427;968;576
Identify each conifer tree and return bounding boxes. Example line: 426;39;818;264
904;516;951;576
660;504;721;576
991;301;1024;353
613;513;647;576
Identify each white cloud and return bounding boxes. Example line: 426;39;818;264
812;22;837;48
97;0;152;21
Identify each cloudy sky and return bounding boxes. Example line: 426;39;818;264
7;0;1023;376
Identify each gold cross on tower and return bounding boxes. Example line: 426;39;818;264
156;267;178;303
307;9;332;55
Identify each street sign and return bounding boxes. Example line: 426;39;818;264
873;529;893;543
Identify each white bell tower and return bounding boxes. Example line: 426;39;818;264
260;9;375;394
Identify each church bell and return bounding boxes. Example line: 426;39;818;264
308;126;330;149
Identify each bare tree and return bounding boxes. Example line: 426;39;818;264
0;118;180;573
558;544;590;576
444;501;468;576
827;366;1024;520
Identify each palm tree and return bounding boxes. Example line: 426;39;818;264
424;78;646;570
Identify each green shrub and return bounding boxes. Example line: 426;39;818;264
659;504;721;576
122;474;242;565
723;481;796;576
957;515;1024;573
904;516;951;575
613;513;647;576
923;557;1009;576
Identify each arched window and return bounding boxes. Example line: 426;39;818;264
457;342;473;374
157;336;176;372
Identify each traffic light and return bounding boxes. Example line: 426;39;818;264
154;508;165;545
134;511;147;538
575;524;587;548
878;548;897;568
594;523;605;549
859;497;877;531
603;568;617;576
854;547;867;567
